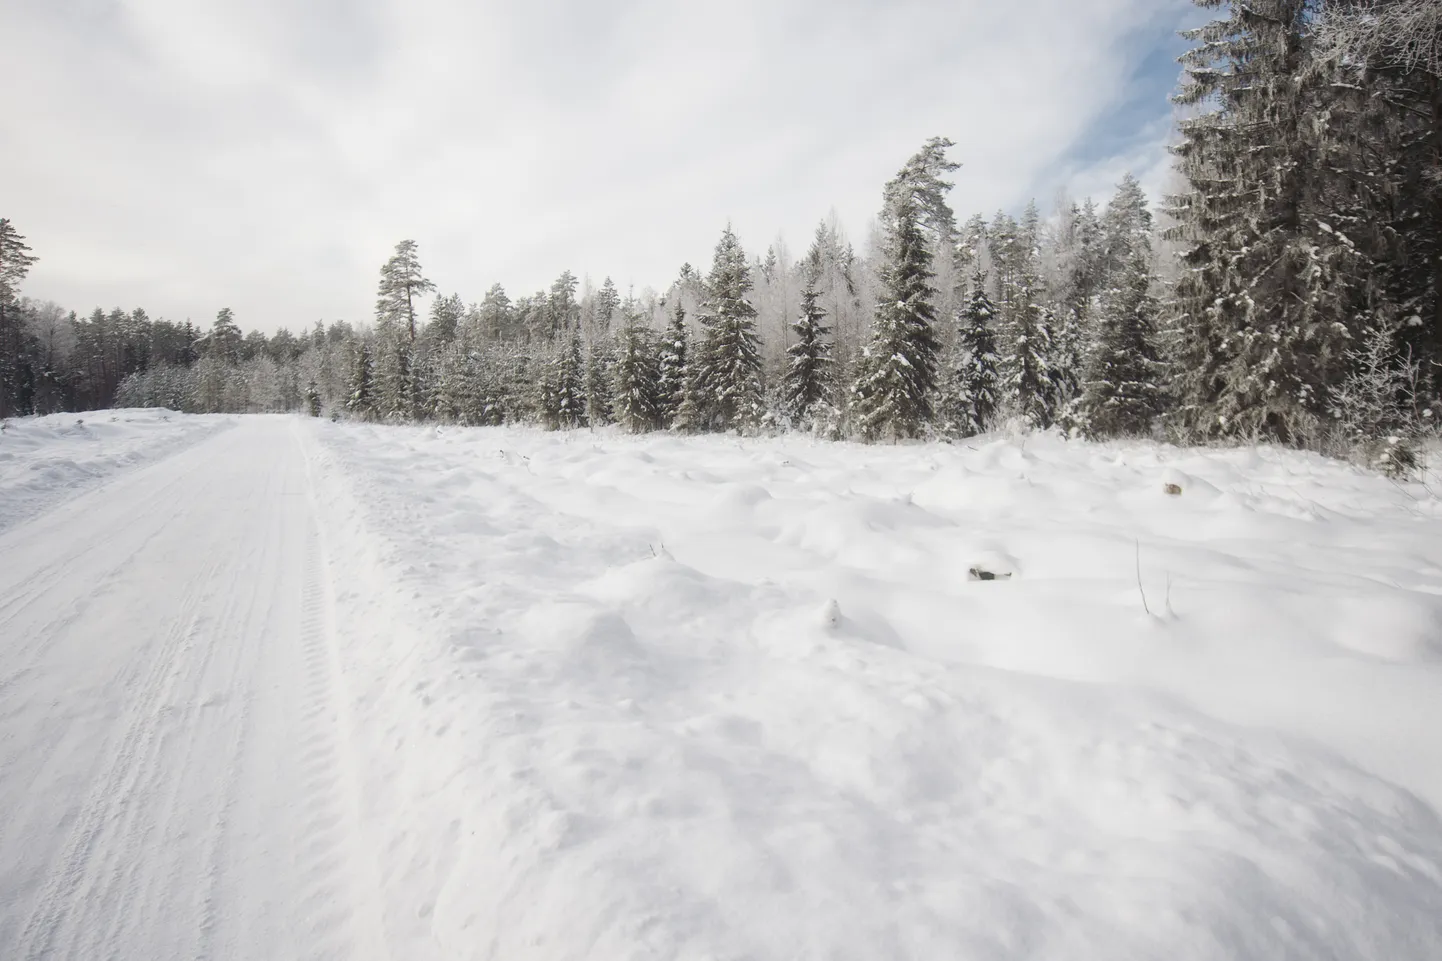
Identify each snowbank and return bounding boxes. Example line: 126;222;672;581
303;422;1442;960
0;409;232;532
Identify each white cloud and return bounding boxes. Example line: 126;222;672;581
3;0;1195;332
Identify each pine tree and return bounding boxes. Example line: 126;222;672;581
693;225;765;431
853;187;942;440
207;308;243;365
656;300;688;427
945;271;1000;437
784;283;834;424
376;239;436;343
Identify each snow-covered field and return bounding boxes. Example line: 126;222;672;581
3;413;1442;959
0;408;232;532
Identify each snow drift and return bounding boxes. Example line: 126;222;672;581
300;420;1442;960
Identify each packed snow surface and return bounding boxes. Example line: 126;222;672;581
2;414;1442;960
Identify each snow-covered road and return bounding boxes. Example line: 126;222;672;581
3;414;1442;960
0;419;386;960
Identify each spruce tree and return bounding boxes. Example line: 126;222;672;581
1169;0;1356;442
656;300;688;427
585;336;614;426
945;271;1000;437
427;293;465;343
0;220;39;417
613;315;662;433
593;278;621;337
347;340;375;419
1083;176;1163;438
1082;246;1162;437
992;207;1052;427
557;329;586;427
853;188;942;440
372;335;414;420
784;283;834;425
693;225;765;432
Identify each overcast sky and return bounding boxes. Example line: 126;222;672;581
4;0;1199;333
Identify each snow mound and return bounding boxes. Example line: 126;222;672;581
0;409;233;532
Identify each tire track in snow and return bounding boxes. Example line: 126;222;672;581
293;424;394;961
11;549;225;961
53;473;274;961
0;458;204;709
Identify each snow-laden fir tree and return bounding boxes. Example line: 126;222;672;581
585;336;614;426
693;225;764;432
1168;0;1358;442
1048;200;1104;430
0;219;39;417
593;277;621;338
1081;245;1162;437
613;312;663;433
943;269;1000;437
305;381;322;417
372;336;414;420
347;340;374;419
656;299;688;427
1082;176;1163;438
783;282;834;426
556;329;587;428
992;207;1053;427
428;292;464;343
853;180;942;441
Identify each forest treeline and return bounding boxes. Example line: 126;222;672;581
1;1;1439;474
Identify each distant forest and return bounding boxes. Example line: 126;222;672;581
1;1;1439;475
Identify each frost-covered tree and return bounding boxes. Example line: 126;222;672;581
1168;0;1358;442
376;240;436;343
693;225;765;431
585;335;614;426
428;292;465;343
943;270;1000;437
593;277;621;338
784;283;834;424
557;329;587;428
613;314;662;433
992;207;1052;427
1082;176;1163;437
0;219;39;417
347;340;375;419
1082;246;1162;437
853;181;942;441
207;308;244;365
656;299;688;426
